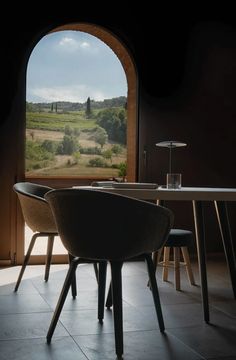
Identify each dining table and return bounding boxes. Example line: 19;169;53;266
75;185;236;323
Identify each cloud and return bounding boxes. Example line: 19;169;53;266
29;85;106;103
58;37;79;52
80;41;90;49
57;37;92;53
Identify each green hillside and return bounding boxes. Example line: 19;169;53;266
25;101;127;178
26;110;96;131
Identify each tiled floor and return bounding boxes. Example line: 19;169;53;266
0;255;235;359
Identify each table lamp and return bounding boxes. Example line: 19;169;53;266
156;141;187;188
156;140;187;173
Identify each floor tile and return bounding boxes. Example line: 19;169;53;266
32;274;98;294
0;280;38;295
142;303;206;329
73;330;204;360
169;311;236;358
211;299;236;318
0;312;68;340
41;290;99;311
0;293;51;314
209;357;236;360
59;309;114;336
123;284;200;307
0;336;87;360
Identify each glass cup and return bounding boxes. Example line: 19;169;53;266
166;173;182;189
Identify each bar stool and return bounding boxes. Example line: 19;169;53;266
157;229;195;290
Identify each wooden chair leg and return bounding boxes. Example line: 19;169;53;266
181;247;195;285
110;261;123;358
157;247;164;264
14;233;38;292
162;247;170;281
45;235;55;282
174;247;180;290
152;247;163;270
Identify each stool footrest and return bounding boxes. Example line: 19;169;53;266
154;233;195;291
158;261;187;268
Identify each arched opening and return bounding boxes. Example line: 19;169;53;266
26;23;138;185
19;23;138;264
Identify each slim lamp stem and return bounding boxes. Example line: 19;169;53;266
155;141;187;175
169;146;172;174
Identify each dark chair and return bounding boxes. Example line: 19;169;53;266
156;229;195;290
13;182;58;291
13;182;99;293
45;188;174;358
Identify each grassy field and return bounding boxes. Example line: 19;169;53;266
26;111;97;131
26;109;127;177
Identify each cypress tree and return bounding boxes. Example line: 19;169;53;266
85;97;91;118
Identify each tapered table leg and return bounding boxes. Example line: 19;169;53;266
214;201;236;298
192;200;209;323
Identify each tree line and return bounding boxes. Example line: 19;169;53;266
26;96;127;113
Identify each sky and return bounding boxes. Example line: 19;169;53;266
26;31;127;103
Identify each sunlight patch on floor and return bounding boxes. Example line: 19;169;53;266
25;226;67;255
0;264;69;286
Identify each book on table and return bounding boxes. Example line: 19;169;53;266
91;181;158;189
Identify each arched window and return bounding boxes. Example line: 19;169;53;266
26;23;137;183
20;23;138;263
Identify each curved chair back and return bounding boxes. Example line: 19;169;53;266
45;188;174;357
14;182;57;233
45;188;174;261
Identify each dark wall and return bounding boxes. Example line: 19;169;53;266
1;10;236;256
138;20;236;253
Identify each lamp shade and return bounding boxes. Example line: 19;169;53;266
156;141;187;173
155;141;187;148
